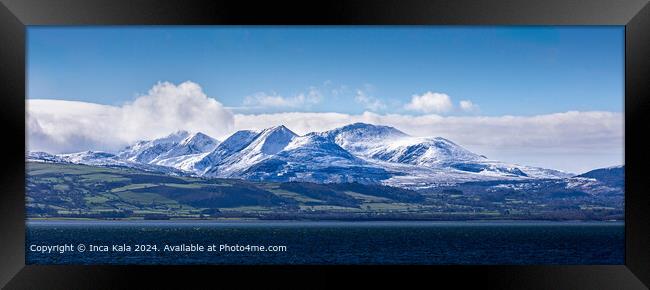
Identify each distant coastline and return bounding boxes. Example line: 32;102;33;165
26;161;624;222
26;218;624;225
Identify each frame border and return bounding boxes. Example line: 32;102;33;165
0;0;648;288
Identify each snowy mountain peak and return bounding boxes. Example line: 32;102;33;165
313;123;570;182
150;132;219;163
155;130;191;144
178;132;219;151
217;130;260;152
201;126;298;177
261;125;295;136
192;130;259;173
253;125;298;155
117;130;212;164
182;131;210;142
35;123;577;187
356;135;483;166
237;133;389;183
324;122;409;140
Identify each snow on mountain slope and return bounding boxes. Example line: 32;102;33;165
205;125;298;176
181;127;390;183
320;123;569;181
321;123;482;164
150;153;209;172
378;161;569;190
282;133;362;163
35;130;217;174
28;150;185;175
58;151;120;165
117;130;191;163
320;122;409;152
27;151;65;163
153;132;219;161
192;130;260;174
367;136;483;165
237;134;390;183
116;131;219;172
146;132;219;171
29;122;576;187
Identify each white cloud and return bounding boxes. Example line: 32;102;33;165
28;81;234;153
232;111;623;173
233;111;622;150
459;100;479;112
26;81;623;173
243;87;321;108
354;90;386;111
404;92;453;113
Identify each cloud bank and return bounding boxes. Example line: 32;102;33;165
28;81;234;153
233;111;623;173
27;81;623;173
233;111;622;151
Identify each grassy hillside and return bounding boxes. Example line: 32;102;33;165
26;162;623;221
26;162;426;219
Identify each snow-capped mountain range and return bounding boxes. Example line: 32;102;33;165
29;123;594;188
32;150;186;175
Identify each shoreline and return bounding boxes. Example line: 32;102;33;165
25;218;625;225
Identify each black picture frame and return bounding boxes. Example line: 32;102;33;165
1;0;648;288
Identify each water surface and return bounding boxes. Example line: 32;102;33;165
26;220;624;265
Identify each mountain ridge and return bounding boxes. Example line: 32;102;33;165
28;123;610;188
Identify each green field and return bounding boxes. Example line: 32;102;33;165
26;162;623;221
26;162;433;219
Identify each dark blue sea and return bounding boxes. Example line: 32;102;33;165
25;220;624;265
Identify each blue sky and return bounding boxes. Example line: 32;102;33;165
28;26;623;116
